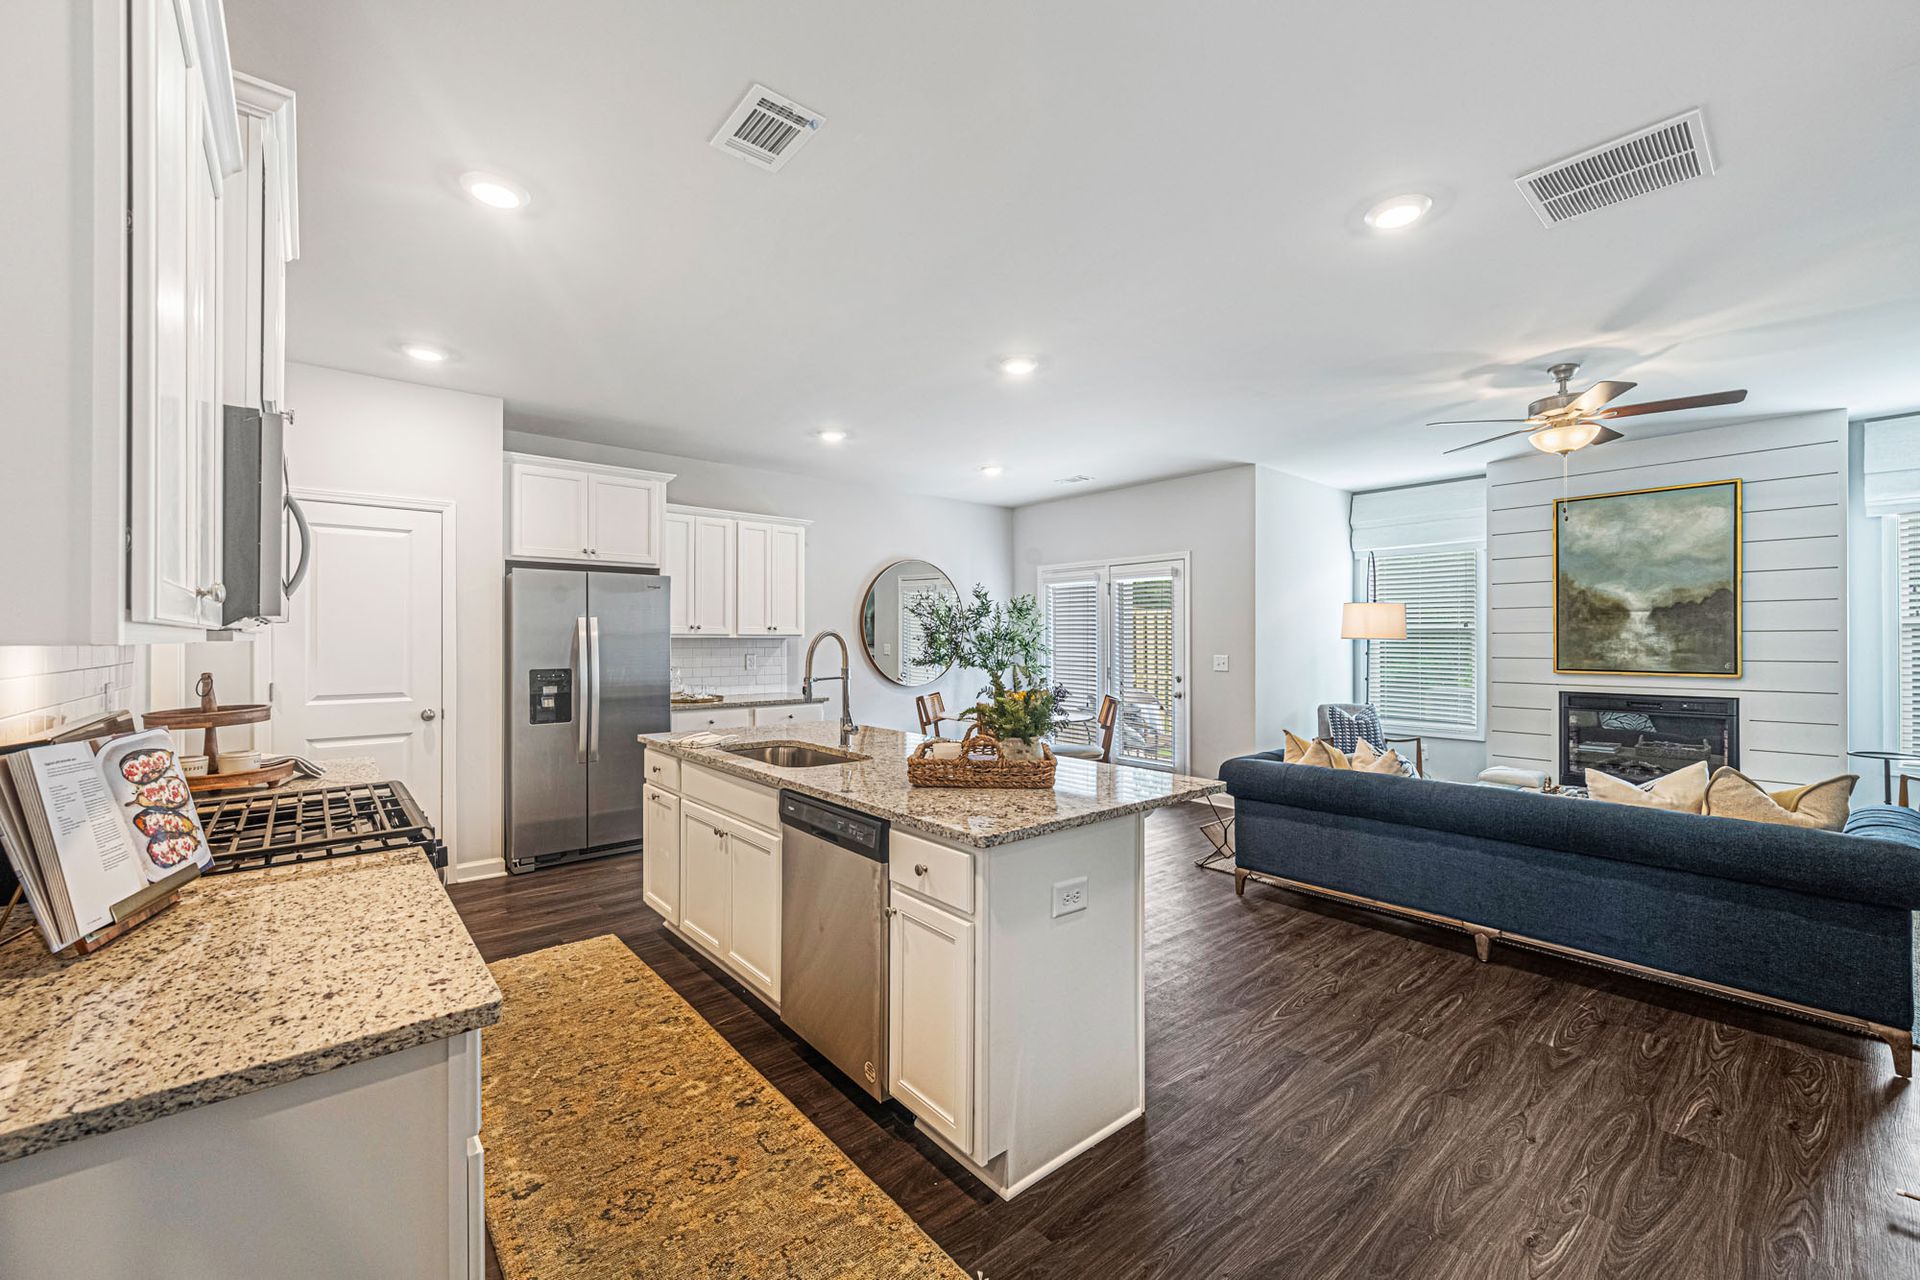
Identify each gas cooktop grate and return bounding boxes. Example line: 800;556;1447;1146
196;781;445;875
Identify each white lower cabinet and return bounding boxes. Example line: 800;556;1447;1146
678;801;731;957
888;889;974;1150
722;817;781;1000
641;783;680;924
670;706;755;733
755;702;827;726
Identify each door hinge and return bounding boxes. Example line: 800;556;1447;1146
125;209;134;231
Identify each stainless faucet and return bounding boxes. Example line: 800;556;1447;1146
802;630;856;742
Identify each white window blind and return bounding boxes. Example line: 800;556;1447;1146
1365;545;1481;736
1043;575;1101;744
898;577;946;684
1898;513;1920;753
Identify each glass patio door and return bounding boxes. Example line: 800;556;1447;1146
1039;557;1189;773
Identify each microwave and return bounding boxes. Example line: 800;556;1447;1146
220;405;311;627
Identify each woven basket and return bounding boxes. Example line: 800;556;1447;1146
907;731;1057;790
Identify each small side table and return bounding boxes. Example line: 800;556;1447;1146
1848;750;1918;805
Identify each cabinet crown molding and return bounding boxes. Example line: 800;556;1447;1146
505;451;676;485
667;502;812;527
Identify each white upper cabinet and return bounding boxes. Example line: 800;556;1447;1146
222;74;298;413
505;454;673;566
669;506;807;638
5;0;247;642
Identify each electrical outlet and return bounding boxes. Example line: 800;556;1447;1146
1051;876;1088;918
744;652;756;671
1212;654;1230;672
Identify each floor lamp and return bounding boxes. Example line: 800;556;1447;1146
1342;552;1406;705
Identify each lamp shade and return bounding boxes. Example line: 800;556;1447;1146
1341;601;1406;640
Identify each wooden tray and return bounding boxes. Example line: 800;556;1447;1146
142;703;273;731
187;759;300;794
907;732;1056;790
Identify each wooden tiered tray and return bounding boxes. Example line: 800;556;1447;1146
144;675;293;793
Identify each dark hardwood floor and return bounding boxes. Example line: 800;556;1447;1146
451;808;1920;1279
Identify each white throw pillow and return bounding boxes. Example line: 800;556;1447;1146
1586;761;1710;814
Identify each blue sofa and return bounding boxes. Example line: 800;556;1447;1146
1220;752;1920;1077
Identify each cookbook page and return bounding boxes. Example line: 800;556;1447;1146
96;730;213;881
23;743;145;940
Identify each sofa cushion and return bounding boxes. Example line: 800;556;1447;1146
1325;705;1385;755
1219;753;1920;911
1283;731;1349;770
1845;805;1920;849
1704;768;1855;831
1587;761;1709;813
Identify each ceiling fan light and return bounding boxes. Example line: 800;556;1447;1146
1528;421;1605;455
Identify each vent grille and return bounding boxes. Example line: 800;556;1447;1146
1515;109;1715;226
710;84;823;172
1054;474;1096;485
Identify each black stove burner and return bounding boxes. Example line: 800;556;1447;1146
196;781;445;874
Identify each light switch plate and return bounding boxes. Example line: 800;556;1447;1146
1212;654;1230;672
1051;876;1088;918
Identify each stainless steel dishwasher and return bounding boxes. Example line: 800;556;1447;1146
779;790;890;1101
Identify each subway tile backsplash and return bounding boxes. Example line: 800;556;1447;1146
0;645;138;745
670;637;795;697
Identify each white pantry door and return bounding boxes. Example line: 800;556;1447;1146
273;498;446;818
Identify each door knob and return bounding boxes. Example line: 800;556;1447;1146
421;708;438;721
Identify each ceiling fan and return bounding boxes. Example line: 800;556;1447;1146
1431;363;1748;456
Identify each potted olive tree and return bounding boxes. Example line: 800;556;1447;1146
905;585;1068;760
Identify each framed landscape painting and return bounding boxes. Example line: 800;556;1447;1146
1553;479;1742;677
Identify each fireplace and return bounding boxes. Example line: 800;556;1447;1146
1559;693;1739;787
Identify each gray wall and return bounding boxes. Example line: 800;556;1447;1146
505;430;1013;733
1485;411;1849;790
1253;467;1355;756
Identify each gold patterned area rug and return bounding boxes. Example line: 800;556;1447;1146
481;934;967;1279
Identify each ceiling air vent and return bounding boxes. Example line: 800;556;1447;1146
710;84;824;172
1054;474;1096;485
1515;108;1715;227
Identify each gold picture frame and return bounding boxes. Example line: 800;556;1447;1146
1552;478;1742;678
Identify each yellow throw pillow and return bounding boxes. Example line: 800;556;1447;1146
1702;769;1856;831
1586;761;1709;814
1282;730;1350;770
1357;748;1404;775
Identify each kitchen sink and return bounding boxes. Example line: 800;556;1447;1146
721;743;869;768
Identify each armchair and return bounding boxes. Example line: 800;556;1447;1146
1317;702;1424;776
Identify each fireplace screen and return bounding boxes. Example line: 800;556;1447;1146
1560;693;1738;787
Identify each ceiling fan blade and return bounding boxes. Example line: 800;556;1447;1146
1425;418;1531;428
1442;427;1538;454
1586;425;1625;446
1568;380;1637;415
1591;390;1748;421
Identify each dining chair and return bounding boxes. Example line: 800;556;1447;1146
916;691;955;739
1052;694;1120;763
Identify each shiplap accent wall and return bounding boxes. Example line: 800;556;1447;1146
1485;411;1849;790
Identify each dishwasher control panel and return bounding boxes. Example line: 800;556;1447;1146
780;792;886;859
528;668;573;724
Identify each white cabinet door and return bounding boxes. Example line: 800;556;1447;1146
688;516;736;635
508;462;590;561
587;472;662;566
767;524;805;635
735;521;771;636
223;75;297;414
679;801;731;957
723;818;781;1002
662;512;693;635
889;890;974;1150
642;784;680;924
130;0;221;630
669;707;754;733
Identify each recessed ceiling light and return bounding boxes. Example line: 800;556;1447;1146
998;355;1041;377
1363;193;1432;231
815;428;847;444
979;464;1004;478
460;171;530;211
400;343;451;364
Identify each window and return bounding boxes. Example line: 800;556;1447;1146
1039;558;1190;771
1898;513;1920;753
1364;544;1482;737
897;575;948;685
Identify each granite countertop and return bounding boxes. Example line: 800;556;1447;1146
672;692;827;710
640;721;1222;848
0;848;500;1165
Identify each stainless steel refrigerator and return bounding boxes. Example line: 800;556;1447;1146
506;564;671;873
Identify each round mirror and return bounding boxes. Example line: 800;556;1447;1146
861;560;959;687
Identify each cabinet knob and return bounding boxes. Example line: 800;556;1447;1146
195;582;227;603
913;863;929;877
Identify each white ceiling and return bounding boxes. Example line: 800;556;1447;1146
228;0;1920;506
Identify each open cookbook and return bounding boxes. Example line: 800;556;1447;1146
0;728;211;952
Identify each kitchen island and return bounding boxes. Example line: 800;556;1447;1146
639;720;1222;1198
0;847;499;1278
